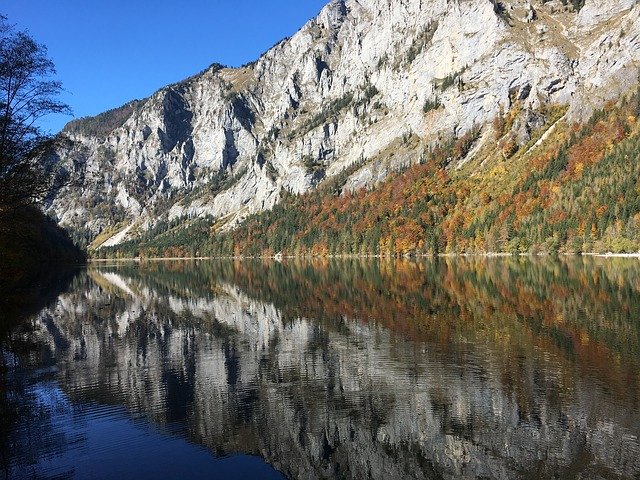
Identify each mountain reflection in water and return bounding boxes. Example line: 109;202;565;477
2;257;640;479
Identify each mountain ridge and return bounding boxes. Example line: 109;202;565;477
49;0;640;253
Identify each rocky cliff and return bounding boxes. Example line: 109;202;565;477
49;0;640;248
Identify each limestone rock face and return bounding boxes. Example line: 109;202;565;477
49;0;640;247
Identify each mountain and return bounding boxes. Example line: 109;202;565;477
49;0;640;254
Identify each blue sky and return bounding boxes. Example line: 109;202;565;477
3;0;328;133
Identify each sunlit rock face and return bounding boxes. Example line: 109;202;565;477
48;0;640;247
17;259;640;479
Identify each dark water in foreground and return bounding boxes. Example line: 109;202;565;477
2;258;640;479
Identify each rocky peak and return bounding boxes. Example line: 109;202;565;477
319;0;349;30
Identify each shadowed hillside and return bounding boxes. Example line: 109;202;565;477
0;206;85;332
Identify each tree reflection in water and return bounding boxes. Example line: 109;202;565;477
2;257;640;479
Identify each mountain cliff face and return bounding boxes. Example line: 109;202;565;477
49;0;640;248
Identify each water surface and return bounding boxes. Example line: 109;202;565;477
2;258;640;479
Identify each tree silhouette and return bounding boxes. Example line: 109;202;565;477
0;15;71;216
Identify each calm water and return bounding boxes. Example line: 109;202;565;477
2;258;640;479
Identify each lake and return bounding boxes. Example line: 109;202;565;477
2;257;640;479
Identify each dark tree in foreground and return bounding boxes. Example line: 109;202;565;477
0;15;71;216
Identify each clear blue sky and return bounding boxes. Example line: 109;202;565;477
3;0;328;133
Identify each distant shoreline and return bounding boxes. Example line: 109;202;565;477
582;253;640;258
88;252;640;263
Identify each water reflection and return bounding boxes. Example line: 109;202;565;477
3;257;640;479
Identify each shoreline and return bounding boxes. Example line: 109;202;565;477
87;252;640;263
581;252;640;258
